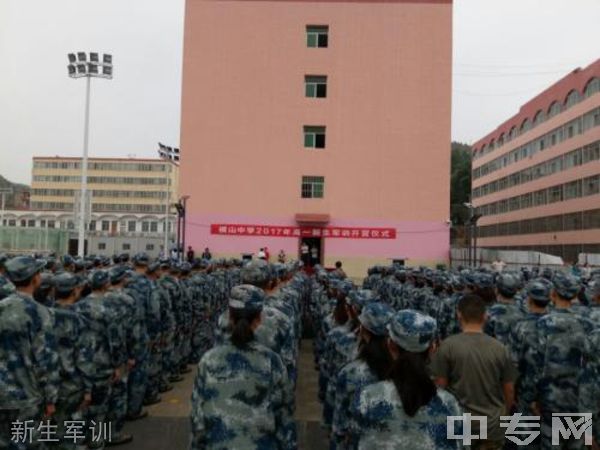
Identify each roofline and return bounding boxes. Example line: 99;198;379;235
32;156;178;165
472;58;600;151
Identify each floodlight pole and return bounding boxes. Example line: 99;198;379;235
77;75;91;258
163;164;170;255
0;191;7;226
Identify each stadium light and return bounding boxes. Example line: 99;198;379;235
67;52;114;257
158;143;181;256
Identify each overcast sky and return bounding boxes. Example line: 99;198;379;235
1;0;599;184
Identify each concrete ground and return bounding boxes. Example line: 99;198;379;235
119;340;328;450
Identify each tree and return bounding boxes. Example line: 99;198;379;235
450;142;472;226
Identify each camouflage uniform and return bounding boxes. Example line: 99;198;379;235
145;272;165;401
331;302;394;449
123;273;152;415
0;257;60;450
353;310;462;450
0;292;60;450
354;382;462;450
51;272;95;449
522;276;594;450
190;285;294;450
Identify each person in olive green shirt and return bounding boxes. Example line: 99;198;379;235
431;294;516;450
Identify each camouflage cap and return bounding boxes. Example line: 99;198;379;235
109;266;129;284
450;274;466;290
526;279;551;304
462;271;477;287
54;272;84;296
476;273;494;289
132;252;150;267
387;309;437;353
39;272;55;290
541;267;554;280
240;260;269;286
0;275;16;299
89;270;110;290
5;256;46;283
347;289;374;309
336;279;354;296
358;301;394;336
180;262;192;275
496;273;519;297
228;284;265;312
552;273;581;300
147;262;160;275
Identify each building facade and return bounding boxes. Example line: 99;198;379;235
0;156;181;256
471;60;600;263
179;0;453;277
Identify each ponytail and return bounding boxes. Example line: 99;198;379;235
388;345;436;417
229;308;260;349
334;297;349;325
358;332;391;381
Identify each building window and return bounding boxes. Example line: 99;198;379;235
548;186;563;203
8;219;16;227
548;101;561;118
306;25;328;48
564;180;582;200
304;126;326;149
40;220;46;228
305;75;327;98
301;176;324;198
146;244;154;251
150;222;158;232
20;220;26;227
142;222;150;232
584;175;600;196
128;221;136;232
585;78;600;97
101;220;110;231
48;220;55;229
98;242;106;250
533;110;545;126
27;220;35;227
122;243;131;251
88;220;96;231
565;90;581;109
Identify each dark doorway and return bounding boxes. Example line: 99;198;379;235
68;239;87;256
300;237;322;267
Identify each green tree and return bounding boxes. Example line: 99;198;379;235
450;142;472;226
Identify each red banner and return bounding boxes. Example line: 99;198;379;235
210;224;396;239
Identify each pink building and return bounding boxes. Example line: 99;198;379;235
179;0;452;277
472;59;600;263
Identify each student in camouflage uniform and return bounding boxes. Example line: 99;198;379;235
103;266;142;445
125;255;154;415
332;301;394;450
190;285;294;449
353;310;463;450
156;261;178;384
0;256;60;450
522;273;595;450
74;270;125;448
321;280;354;426
51;272;94;449
143;261;168;403
325;288;371;436
484;273;525;345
